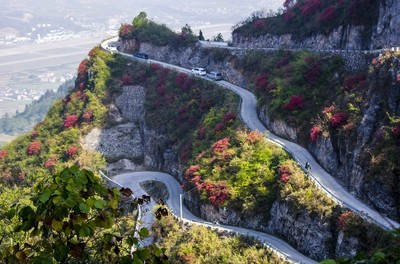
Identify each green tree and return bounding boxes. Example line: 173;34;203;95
213;33;224;42
1;166;167;263
132;11;148;29
198;30;205;41
181;24;194;36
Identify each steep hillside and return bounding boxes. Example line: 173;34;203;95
232;0;399;50
116;14;400;261
1;11;400;261
227;0;400;221
0;79;73;136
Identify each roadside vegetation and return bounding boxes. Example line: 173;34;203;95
119;12;198;49
153;208;289;264
233;0;381;42
1;14;399;261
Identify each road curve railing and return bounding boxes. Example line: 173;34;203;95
98;37;399;261
100;37;400;230
199;40;400;55
113;171;317;264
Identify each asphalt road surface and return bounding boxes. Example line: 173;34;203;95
113;171;317;264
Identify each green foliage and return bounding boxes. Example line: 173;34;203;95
322;228;400;263
143;64;239;155
1;166;167;263
120;12;198;49
279;160;336;217
153;210;289;264
185;130;287;216
235;50;344;134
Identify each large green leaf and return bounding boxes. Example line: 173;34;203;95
79;203;90;213
39;189;52;203
78;224;91;237
94;199;107;209
51;220;63;231
138;248;151;260
139;227;149;239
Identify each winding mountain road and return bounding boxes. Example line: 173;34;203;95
112;171;316;264
100;37;400;263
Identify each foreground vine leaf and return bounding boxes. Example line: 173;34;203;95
1;166;168;263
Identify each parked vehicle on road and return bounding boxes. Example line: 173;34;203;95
133;53;149;59
191;67;206;76
106;44;118;53
206;71;222;81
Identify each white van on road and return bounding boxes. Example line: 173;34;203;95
191;67;206;76
206;71;222;81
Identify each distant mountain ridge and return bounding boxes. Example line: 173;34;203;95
0;79;73;135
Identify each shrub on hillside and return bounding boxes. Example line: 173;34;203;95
64;115;79;128
0;150;8;160
283;95;304;110
310;126;322;142
66;146;78;158
121;74;133;85
343;74;366;92
27;141;42;155
118;23;134;39
330;112;348;128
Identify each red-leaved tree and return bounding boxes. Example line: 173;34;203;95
0;149;8;160
119;23;134;39
330;112;348;128
310;126;322;142
246;130;264;144
392;125;400;138
337;211;358;231
121;74;133;85
44;155;58;169
283;95;305;110
82;110;93;122
64;115;79;128
255;72;269;92
317;6;337;24
27;141;42;155
202;181;230;207
343;74;366;92
211;137;230;155
66;146;78;158
278;164;292;183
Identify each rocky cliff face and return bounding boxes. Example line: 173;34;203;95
113;40;390;260
371;0;400;49
232;1;399;50
259;106;298;142
82;85;180;177
184;191;365;261
232;25;365;50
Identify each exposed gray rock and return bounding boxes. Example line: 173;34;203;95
259;106;298;142
232;25;364;50
335;231;359;258
309;137;338;175
108;103;123;123
106;159;140;176
267;201;333;261
142;126;180;178
115;86;146;123
371;0;400;49
83;124;143;161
